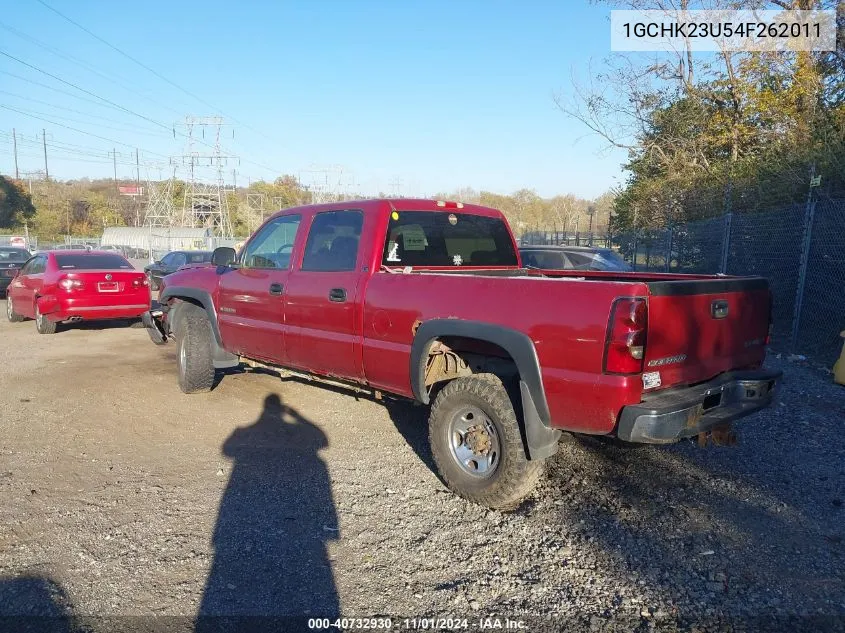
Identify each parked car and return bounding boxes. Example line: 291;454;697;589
143;199;780;509
0;247;32;297
519;244;633;272
5;250;151;334
144;250;215;290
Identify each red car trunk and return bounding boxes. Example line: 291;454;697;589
56;270;150;307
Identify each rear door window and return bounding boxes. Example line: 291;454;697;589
54;254;132;269
301;210;363;272
383;211;517;267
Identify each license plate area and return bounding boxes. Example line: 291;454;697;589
98;281;119;292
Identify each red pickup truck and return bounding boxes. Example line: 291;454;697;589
143;199;780;509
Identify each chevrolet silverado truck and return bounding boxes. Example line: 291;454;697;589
143;199;781;509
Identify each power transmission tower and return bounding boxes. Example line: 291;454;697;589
177;116;235;236
245;193;266;233
388;176;404;197
299;164;350;203
143;168;178;228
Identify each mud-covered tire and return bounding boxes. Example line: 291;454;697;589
429;373;544;510
5;297;24;323
175;307;215;393
35;304;57;334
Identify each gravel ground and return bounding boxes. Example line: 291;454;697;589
0;303;844;632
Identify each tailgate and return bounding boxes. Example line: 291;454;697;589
644;277;771;389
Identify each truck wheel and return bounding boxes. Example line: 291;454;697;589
175;309;215;394
35;304;57;334
6;297;24;323
429;373;544;510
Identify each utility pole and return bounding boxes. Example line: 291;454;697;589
135;149;141;228
42;129;49;180
12;128;19;179
111;148;118;189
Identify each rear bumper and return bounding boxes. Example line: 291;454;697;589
616;369;782;444
42;295;150;321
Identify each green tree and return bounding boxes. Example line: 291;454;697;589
0;176;36;229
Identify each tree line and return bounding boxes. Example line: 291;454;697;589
0;173;615;241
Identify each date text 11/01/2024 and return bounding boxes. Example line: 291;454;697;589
307;617;528;630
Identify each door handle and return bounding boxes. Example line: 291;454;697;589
328;288;347;302
269;283;284;295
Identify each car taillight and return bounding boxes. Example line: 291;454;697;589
603;297;648;375
58;277;84;291
132;278;150;287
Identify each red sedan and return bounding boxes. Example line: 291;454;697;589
5;250;151;334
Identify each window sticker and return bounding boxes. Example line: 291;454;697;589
386;242;401;262
448;213;458;225
401;225;428;251
452;254;463;266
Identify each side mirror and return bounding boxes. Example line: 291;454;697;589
211;247;237;267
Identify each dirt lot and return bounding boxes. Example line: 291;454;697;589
1;302;844;631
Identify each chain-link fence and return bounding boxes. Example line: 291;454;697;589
609;197;845;366
518;230;610;247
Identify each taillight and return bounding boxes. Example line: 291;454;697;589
58;277;84;291
132;277;150;288
603;297;648;374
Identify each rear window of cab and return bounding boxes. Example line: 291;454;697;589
382;211;518;267
54;254;133;269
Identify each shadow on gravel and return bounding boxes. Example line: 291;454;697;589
0;574;76;632
545;425;845;624
382;399;438;475
197;393;339;627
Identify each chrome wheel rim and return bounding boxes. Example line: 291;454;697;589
448;405;501;478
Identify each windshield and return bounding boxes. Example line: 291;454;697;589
186;252;214;264
54;254;133;270
383;211;518;267
0;248;31;262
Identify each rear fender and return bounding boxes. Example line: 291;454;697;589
410;319;560;460
35;294;59;316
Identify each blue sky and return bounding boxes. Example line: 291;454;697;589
0;1;627;199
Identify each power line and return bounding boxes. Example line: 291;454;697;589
0;52;278;173
0;102;165;137
34;0;221;112
32;0;289;152
0;49;175;133
0;104;170;158
0;20;186;118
